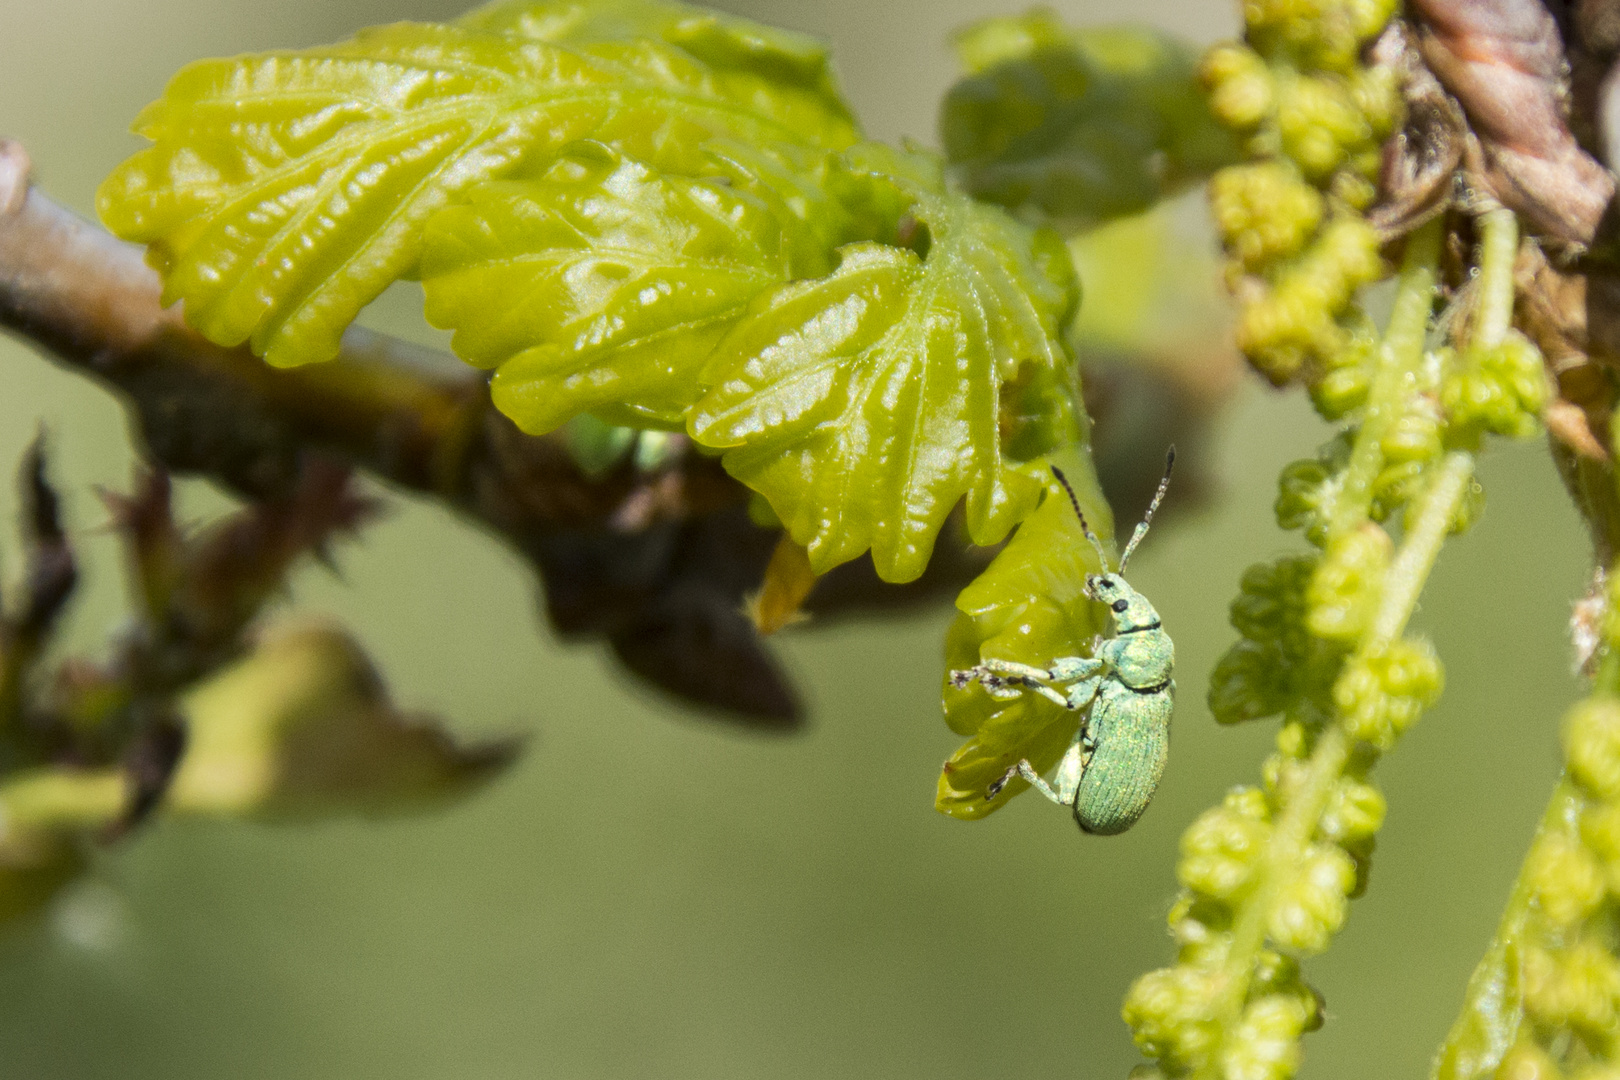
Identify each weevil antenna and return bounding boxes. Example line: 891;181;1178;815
1050;465;1110;571
1119;446;1176;574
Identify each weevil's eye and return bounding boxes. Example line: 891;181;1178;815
1112;598;1129;613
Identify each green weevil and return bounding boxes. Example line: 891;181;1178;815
949;449;1176;835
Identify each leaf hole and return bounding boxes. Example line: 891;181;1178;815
896;214;932;260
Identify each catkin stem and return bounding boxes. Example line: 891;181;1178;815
1199;726;1350;1077
1371;451;1475;646
1332;218;1442;534
1472;208;1517;352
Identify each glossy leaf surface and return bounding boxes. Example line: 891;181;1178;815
936;447;1113;818
462;0;855;127
421;141;804;430
689;146;1078;583
97;4;858;367
941;12;1237;225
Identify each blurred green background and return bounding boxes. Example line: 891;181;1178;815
0;0;1593;1076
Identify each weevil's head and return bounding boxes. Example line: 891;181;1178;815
1086;573;1161;633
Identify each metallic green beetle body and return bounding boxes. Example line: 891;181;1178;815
951;451;1176;835
1062;574;1174;834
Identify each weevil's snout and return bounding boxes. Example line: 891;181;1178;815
1088;572;1161;631
1086;573;1122;602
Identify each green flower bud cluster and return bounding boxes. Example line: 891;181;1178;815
1307;318;1377;420
1241;0;1398;74
1305;524;1390;641
1333;637;1443;751
1373;399;1446;520
1202;0;1399;388
1127;776;1348;1077
1274;455;1339;545
1207;556;1345;728
1152;246;1477;1075
1440;331;1552;444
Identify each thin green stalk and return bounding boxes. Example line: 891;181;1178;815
1332;218;1442;534
1199;725;1351;1067
1472;208;1517;352
1371;452;1475;646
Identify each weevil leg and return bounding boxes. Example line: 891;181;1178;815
1048;655;1105;683
1063;676;1102;712
1020;682;1071;708
964;658;1054;682
1050;737;1086;805
949;661;1070;707
987;759;1067;805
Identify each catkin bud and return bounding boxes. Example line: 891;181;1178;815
1579;803;1620;895
1347;0;1400;40
1318;776;1385;843
1380;405;1442;464
1124;965;1223;1068
1303;217;1384;301
1248;0;1362;73
1210;163;1323;268
1565;699;1620;802
1236;220;1380;384
1442;331;1550;441
1262;750;1311;804
1275;458;1337;543
1277;721;1309;759
1308;323;1377;419
1218;995;1309;1080
1570;1066;1620;1080
1211;639;1292;725
1497;1041;1563;1080
1179;788;1272;900
1522;940;1620;1037
1348;63;1400;138
1231;556;1317;641
1168;895;1232;962
1525;834;1607;927
1269;843;1355;953
1236;288;1319;384
1329;168;1379;211
1307;525;1390;641
1276;74;1370;177
1335;637;1443;750
1202;43;1274;128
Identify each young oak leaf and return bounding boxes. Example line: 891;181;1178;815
96;13;858;369
936;449;1113;819
688;146;1078;583
942;12;1237;226
460;0;856;132
421;141;806;431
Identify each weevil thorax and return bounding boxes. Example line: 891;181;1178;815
1086;573;1161;633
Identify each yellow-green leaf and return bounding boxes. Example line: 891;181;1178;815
97;12;858;368
689;145;1078;583
422;141;804;431
461;0;855;130
941;13;1237;226
937;447;1112;819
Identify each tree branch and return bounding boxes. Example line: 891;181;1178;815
0;139;820;724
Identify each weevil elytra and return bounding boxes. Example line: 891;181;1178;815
949;449;1176;835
